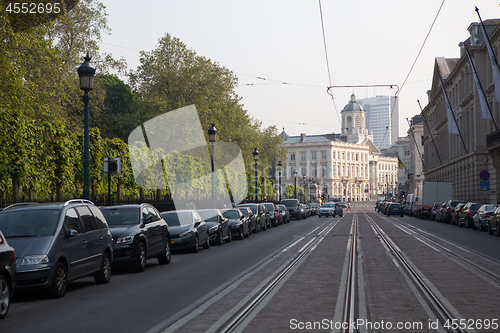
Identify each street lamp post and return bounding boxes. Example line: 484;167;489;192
294;170;298;199
253;148;259;202
208;123;217;208
277;161;282;202
302;176;306;203
77;53;95;200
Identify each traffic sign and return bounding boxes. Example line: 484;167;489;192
480;180;490;191
480;170;490;181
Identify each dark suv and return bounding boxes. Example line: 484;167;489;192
0;230;15;319
100;204;171;272
280;199;300;220
0;200;113;298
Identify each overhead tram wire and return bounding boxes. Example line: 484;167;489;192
318;0;341;126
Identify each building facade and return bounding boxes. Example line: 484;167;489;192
421;19;500;202
281;94;398;202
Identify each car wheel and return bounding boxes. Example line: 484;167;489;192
203;233;210;249
0;276;11;320
227;230;232;242
49;262;68;298
157;240;171;265
217;231;224;245
262;223;266;231
95;252;112;284
133;242;147;272
192;236;200;252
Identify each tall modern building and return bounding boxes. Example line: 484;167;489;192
358;96;399;149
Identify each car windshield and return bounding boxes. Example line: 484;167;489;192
101;208;140;226
239;209;249;217
281;200;298;208
238;205;256;214
199;210;219;222
322;203;335;208
469;204;482;211
0;209;60;237
262;203;273;210
161;211;193;226
390;204;402;208
222;210;240;219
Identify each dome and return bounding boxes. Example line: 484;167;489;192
341;93;364;112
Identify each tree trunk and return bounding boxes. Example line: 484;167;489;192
12;177;19;203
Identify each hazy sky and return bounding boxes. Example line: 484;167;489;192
99;0;500;138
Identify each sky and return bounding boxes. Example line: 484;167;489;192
99;0;500;138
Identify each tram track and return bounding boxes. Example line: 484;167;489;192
365;213;468;333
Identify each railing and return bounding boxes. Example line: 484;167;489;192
487;128;500;147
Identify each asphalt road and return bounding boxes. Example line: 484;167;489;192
3;215;326;333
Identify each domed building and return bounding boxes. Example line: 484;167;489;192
279;93;398;202
341;93;373;144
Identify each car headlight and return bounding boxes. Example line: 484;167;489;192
231;223;242;229
116;235;134;244
179;230;193;238
209;225;219;233
21;255;49;265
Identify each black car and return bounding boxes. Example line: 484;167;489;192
0;230;15;319
222;209;250;239
280;199;301;220
238;207;258;232
198;209;231;245
160;210;210;253
100;204;171;272
0;200;113;298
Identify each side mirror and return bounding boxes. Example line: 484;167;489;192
69;229;78;238
145;214;153;224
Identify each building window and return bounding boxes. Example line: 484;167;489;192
333;151;336;159
290;166;296;175
290;153;295;160
301;166;307;176
301;153;306;160
404;148;409;156
312;152;317;160
404;162;410;173
322;151;327;159
321;166;327;177
421;135;424;146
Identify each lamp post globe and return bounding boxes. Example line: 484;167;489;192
252;148;259;202
77;53;95;200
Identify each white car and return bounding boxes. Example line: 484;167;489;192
318;203;343;217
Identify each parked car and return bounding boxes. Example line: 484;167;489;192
198;209;231;245
160;210;209;253
280;199;301;220
261;202;279;227
457;202;482;228
222;209;250;239
0;200;113;298
435;202;447;222
238;207;258;232
443;200;467;224
488;206;500;236
473;204;498;231
0;230;15;320
339;202;347;209
237;203;269;231
451;203;467;225
318;202;343;217
299;204;308;219
100;204;171;272
276;204;290;223
430;202;443;221
386;203;404;217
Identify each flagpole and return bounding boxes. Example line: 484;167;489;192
418;100;443;165
476;6;500;103
438;73;469;154
465;44;498;130
406;117;426;173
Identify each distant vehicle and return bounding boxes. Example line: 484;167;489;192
430;202;443;221
413;181;453;219
280;199;301;220
318;202;342;217
161;210;209;253
0;200;113;298
457;202;482;228
0;230;15;319
238;206;258;232
276;204;290;223
237;203;269;231
443;200;467;224
100;204;171;272
488;206;500;236
386;203;404;217
261;202;279;227
339;202;347;209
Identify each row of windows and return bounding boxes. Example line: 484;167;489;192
287;165;370;178
290;151;369;162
